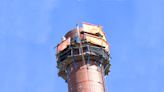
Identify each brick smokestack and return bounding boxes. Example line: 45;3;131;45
56;22;111;92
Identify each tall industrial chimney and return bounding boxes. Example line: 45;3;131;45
56;22;111;92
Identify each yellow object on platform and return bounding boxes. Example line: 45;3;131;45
82;22;107;41
84;33;109;52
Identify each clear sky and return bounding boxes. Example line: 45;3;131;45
0;0;164;92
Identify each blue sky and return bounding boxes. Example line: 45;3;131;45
0;0;164;92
